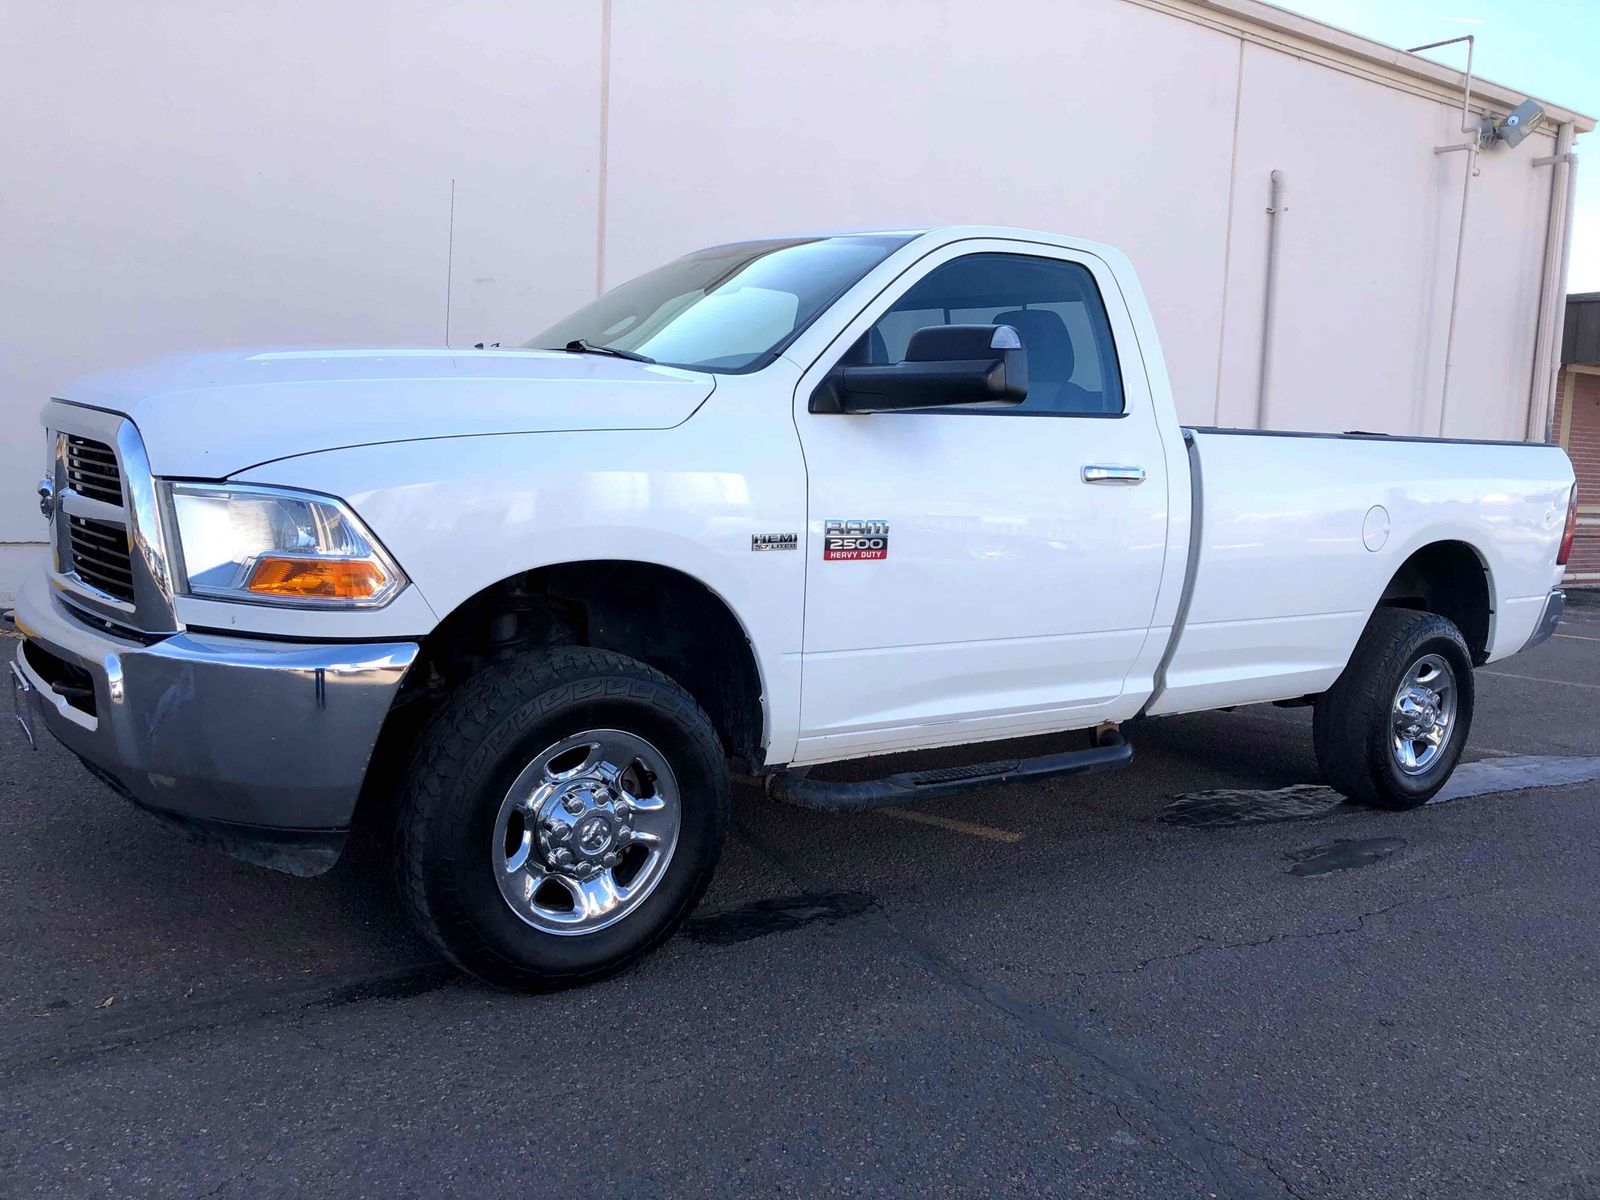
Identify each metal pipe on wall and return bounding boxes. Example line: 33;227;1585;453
1255;169;1287;429
1409;35;1485;438
1434;139;1481;436
1408;35;1479;136
1549;140;1580;442
1529;122;1578;442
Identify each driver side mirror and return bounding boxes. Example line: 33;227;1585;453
810;324;1030;414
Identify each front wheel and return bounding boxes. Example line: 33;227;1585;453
397;647;729;991
1313;608;1475;810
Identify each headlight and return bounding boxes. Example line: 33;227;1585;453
164;483;406;607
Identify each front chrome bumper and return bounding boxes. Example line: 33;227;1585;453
12;571;417;874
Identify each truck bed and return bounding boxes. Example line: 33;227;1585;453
1144;426;1573;718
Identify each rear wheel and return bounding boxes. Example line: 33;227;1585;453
397;646;729;991
1313;608;1475;810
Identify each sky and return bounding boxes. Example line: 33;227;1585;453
1281;0;1600;292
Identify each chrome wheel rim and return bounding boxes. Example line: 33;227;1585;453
492;729;681;936
1390;653;1458;776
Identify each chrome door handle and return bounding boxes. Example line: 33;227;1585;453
1082;465;1146;485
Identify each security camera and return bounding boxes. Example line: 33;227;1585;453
1493;98;1545;149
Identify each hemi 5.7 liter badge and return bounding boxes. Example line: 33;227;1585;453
751;533;798;552
823;519;889;561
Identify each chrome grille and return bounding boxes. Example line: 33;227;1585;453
46;407;179;633
67;514;137;603
65;435;124;506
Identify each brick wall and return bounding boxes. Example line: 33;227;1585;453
1555;365;1600;587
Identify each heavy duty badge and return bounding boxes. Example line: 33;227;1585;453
823;519;889;561
751;533;798;552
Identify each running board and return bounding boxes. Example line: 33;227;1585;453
766;733;1132;813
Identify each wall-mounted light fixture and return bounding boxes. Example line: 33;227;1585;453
1491;98;1546;149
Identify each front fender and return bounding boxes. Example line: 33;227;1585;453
232;398;809;761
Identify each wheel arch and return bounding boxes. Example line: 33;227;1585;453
438;559;763;761
1374;539;1494;665
357;560;767;834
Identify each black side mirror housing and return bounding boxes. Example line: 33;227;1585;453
810;324;1030;414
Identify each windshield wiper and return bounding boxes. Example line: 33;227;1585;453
560;338;655;364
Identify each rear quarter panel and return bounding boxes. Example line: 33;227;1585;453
1146;431;1573;716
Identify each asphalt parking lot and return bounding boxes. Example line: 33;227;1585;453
3;605;1598;1199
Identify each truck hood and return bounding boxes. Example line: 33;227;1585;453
55;347;715;478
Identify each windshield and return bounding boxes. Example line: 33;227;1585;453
525;234;913;373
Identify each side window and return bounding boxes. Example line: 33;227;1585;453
848;252;1124;415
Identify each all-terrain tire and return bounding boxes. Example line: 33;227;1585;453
1313;608;1475;810
397;646;729;991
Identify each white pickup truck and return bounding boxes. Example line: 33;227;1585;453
12;226;1578;989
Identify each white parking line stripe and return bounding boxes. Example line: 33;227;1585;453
1554;633;1600;642
877;808;1024;843
1432;755;1600;802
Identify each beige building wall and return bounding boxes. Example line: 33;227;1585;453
0;1;603;562
0;0;1589;599
602;0;1243;435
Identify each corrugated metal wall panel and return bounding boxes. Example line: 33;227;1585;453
1562;294;1600;366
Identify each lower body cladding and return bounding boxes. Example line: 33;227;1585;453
10;574;416;876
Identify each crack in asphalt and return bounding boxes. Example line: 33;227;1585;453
888;917;1295;1200
731;818;1299;1200
1;963;460;1083
1063;886;1500;983
193;1141;277;1200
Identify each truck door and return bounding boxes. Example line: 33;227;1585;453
791;242;1169;762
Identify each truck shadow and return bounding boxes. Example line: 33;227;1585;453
0;702;1335;1024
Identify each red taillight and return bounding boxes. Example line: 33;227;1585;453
1557;484;1579;567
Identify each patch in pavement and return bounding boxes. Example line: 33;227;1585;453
685;891;875;946
1160;755;1600;828
1286;837;1406;876
1160;783;1345;828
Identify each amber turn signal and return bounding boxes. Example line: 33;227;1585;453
245;557;390;600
